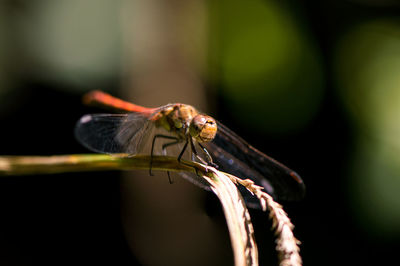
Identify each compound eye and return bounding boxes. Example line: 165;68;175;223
189;115;205;137
189;115;217;142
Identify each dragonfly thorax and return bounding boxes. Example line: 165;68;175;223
154;104;198;138
153;104;217;142
170;104;198;129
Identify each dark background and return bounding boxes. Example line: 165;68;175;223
1;0;400;265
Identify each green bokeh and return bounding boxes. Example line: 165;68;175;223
335;19;400;235
211;0;324;134
350;137;400;236
335;20;400;139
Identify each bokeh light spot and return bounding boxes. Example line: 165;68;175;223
214;0;324;134
335;19;400;235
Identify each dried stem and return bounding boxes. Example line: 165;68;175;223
225;173;302;266
202;167;258;266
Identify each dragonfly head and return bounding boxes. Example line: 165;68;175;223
189;115;217;142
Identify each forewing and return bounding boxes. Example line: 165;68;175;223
206;122;305;203
75;113;153;155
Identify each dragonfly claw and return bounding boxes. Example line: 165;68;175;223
208;162;219;169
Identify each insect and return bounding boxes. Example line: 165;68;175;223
75;91;305;208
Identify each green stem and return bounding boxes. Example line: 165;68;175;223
0;154;195;176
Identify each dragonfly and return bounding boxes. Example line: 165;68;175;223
75;91;305;208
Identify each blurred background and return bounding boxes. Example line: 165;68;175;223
1;0;400;265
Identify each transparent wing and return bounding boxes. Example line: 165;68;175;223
205;121;306;205
74;113;154;155
75;112;212;192
176;172;212;192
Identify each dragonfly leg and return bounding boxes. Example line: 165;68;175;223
178;138;203;176
198;142;218;168
161;139;180;184
150;134;180;176
189;138;208;165
166;171;173;184
161;139;181;155
177;139;189;162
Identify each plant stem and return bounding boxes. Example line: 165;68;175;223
0;154;192;176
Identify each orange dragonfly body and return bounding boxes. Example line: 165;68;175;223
75;91;305;208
